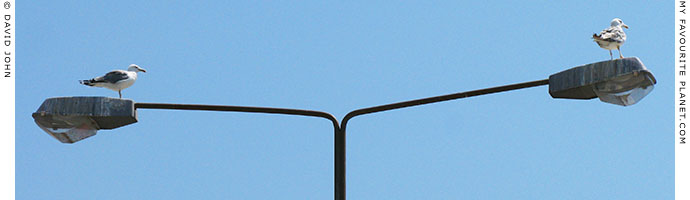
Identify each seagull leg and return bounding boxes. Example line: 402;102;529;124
609;50;613;60
618;46;624;59
119;90;122;98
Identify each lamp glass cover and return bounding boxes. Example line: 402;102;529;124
34;116;98;144
593;73;655;106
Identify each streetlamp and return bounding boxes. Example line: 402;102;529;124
32;98;339;144
336;57;655;200
548;57;655;106
32;96;138;143
32;97;342;197
32;57;656;200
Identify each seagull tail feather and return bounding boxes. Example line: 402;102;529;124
79;79;96;86
592;33;601;40
592;33;607;42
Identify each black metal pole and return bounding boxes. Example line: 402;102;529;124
335;127;345;200
134;78;548;200
342;79;549;124
335;79;548;199
135;103;338;124
134;103;344;199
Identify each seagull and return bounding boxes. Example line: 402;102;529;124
592;18;629;60
79;64;146;98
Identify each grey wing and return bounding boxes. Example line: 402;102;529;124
93;70;130;83
598;27;626;43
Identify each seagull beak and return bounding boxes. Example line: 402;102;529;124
140;68;147;73
622;24;629;29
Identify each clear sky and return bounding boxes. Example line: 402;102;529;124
18;1;672;199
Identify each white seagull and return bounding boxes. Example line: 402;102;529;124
592;18;629;60
79;64;147;98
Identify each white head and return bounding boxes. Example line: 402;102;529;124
610;18;629;29
127;64;147;73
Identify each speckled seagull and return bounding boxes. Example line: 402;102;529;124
79;64;146;98
592;18;629;60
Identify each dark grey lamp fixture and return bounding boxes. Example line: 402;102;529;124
548;57;656;106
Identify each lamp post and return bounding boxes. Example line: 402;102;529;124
32;98;339;144
334;57;655;200
32;57;656;200
32;97;344;198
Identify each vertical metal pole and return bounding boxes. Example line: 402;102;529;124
335;127;345;200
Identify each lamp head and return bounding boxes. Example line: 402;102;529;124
32;97;138;143
548;57;656;106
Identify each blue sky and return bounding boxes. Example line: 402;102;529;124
18;1;672;199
